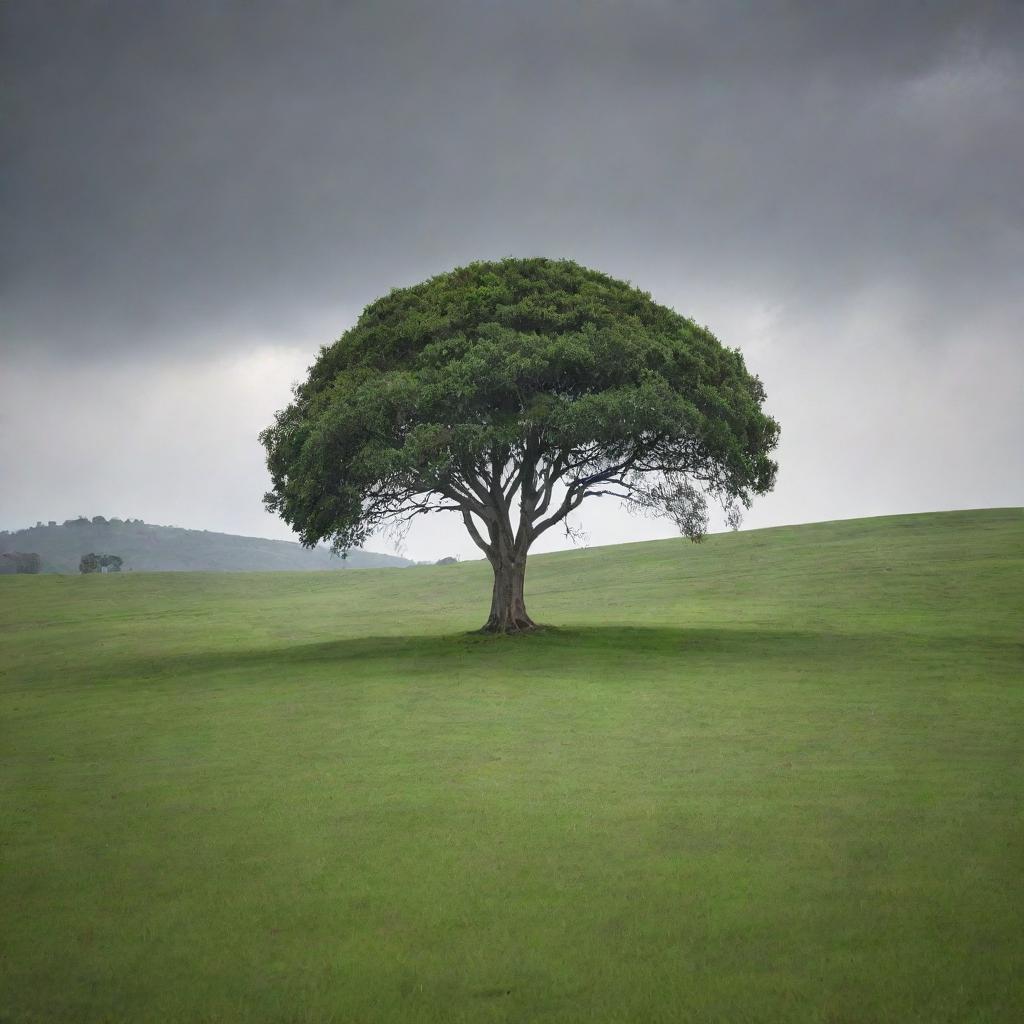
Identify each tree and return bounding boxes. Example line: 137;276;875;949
1;552;42;574
261;258;779;632
81;553;123;573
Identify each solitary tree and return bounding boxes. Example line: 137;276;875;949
5;552;42;574
262;259;779;632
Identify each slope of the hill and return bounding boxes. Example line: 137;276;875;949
1;508;1022;1023
0;517;412;572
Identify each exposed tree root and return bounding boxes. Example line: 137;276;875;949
477;613;539;635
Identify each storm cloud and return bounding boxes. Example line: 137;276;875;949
3;0;1022;557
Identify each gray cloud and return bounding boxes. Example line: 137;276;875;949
2;1;1022;555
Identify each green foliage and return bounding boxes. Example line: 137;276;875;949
0;552;41;574
80;552;121;573
79;552;101;574
262;258;779;556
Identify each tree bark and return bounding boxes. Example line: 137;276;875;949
480;557;536;633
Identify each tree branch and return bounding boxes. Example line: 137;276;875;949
461;510;494;558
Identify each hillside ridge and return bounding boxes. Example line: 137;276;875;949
0;516;412;573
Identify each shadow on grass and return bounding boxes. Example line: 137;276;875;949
121;624;895;684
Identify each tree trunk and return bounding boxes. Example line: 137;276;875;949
480;557;536;633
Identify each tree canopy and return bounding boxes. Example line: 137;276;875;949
262;258;779;631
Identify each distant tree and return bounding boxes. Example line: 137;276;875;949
92;515;107;525
80;553;123;573
262;259;779;632
436;556;459;566
6;552;42;574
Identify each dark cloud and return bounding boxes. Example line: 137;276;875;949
4;1;1021;352
2;1;1022;551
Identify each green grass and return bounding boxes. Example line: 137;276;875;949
2;508;1022;1023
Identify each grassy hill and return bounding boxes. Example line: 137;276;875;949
0;517;412;572
1;508;1022;1022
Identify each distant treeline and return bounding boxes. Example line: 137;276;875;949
0;517;413;574
3;516;147;530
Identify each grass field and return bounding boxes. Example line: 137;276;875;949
2;508;1022;1023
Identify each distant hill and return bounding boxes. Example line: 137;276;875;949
0;517;412;573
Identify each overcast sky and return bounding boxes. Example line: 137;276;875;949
3;0;1022;560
